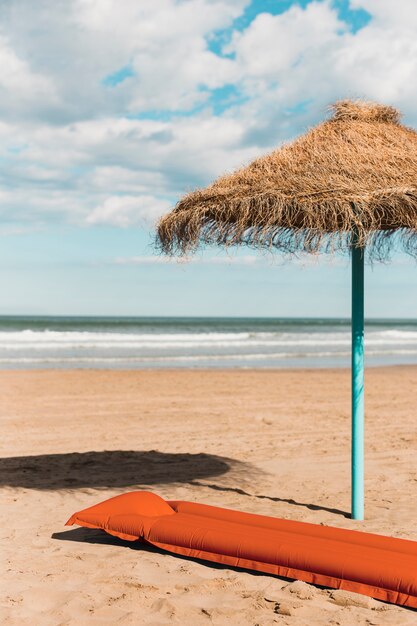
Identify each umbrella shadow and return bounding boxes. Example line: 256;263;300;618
0;449;242;490
188;480;350;518
1;450;348;517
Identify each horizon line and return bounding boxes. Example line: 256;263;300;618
0;314;416;322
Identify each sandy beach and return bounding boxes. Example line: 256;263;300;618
1;366;417;625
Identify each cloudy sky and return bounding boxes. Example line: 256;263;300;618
0;0;416;317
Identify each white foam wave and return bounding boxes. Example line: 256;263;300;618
0;329;417;351
1;348;417;365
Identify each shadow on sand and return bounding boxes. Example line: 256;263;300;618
1;449;349;517
52;528;416;612
55;525;295;580
51;525;285;578
0;449;239;490
188;480;350;518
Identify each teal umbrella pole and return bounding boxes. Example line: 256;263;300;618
351;238;365;520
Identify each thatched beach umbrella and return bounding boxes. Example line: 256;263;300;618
156;100;417;520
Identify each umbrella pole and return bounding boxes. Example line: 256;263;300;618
351;242;365;520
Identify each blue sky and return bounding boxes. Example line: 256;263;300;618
0;0;416;317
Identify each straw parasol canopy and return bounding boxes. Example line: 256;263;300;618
157;100;417;260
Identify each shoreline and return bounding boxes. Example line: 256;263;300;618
1;362;417;372
1;315;416;374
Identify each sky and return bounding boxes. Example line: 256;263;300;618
0;0;416;318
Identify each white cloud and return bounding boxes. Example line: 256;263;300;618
228;3;345;81
111;253;346;268
0;225;41;237
0;36;58;120
0;114;260;227
0;0;247;121
0;0;417;231
228;0;417;132
114;254;263;266
86;194;172;226
350;0;417;29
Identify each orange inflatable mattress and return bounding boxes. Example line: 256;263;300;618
66;491;417;608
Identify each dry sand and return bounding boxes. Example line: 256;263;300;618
1;367;417;625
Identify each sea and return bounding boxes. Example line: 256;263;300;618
0;316;416;369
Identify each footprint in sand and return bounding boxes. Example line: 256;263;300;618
150;597;177;619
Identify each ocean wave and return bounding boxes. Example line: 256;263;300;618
1;348;417;365
0;330;253;343
0;324;416;368
0;329;417;351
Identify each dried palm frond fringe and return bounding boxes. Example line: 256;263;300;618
156;100;417;261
